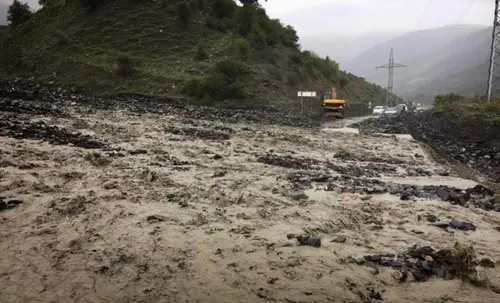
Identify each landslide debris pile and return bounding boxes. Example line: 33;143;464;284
259;151;500;211
0;116;107;149
355;113;500;183
351;115;409;135
358;243;496;284
0;79;321;129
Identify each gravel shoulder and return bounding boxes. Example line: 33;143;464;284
1;97;500;302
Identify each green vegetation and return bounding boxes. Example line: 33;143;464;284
7;0;32;26
434;93;464;108
194;44;209;61
0;0;390;108
433;93;500;125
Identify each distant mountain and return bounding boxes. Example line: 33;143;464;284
343;25;491;103
299;31;404;65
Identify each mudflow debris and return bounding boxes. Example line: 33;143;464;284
1;81;500;302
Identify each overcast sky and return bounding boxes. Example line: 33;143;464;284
261;0;494;36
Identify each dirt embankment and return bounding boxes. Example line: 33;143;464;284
354;112;500;184
1;83;500;303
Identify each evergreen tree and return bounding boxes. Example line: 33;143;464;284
7;0;32;26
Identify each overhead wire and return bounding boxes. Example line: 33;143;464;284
398;0;433;55
450;0;477;33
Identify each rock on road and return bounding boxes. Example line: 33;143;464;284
1;100;500;303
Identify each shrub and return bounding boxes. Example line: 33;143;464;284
248;23;267;49
268;67;283;81
205;17;233;32
177;3;191;28
290;53;302;65
115;55;134;77
182;77;206;97
287;73;300;86
7;0;32;26
434;93;463;108
237;5;255;37
194;45;209;60
232;38;250;60
182;59;251;101
212;0;237;19
215;59;250;79
338;77;348;88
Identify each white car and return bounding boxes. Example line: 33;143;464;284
372;106;386;115
383;107;399;115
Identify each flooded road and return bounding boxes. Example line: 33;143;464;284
1;110;500;303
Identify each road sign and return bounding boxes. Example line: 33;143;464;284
297;91;316;97
368;101;372;109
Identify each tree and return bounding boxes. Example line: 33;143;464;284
239;0;266;6
339;78;348;88
7;0;32;26
177;3;191;28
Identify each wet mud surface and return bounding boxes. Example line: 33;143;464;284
1;84;500;302
354;114;500;183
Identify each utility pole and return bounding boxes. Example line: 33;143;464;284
487;0;500;102
376;47;407;107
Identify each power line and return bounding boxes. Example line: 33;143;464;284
412;0;434;32
450;0;477;33
398;0;433;57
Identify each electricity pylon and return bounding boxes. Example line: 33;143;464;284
376;47;407;107
487;0;500;101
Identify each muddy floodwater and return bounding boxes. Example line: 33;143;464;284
1;105;500;303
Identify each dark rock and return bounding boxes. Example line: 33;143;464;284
361;244;477;283
450;219;476;231
332;235;347;243
295;235;321;248
479;258;495;268
400;191;411;200
437;188;450;201
146;214;169;223
0;197;23;212
0;116;107;149
258;153;321;170
212;170;226;178
129;149;148;155
430;221;451;229
290;190;308;201
435;169;450;176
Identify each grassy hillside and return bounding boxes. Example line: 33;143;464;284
0;0;390;109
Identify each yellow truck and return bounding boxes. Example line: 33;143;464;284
321;87;345;119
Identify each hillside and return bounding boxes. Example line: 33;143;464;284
343;25;490;103
0;0;391;110
400;27;491;101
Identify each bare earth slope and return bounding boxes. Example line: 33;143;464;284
1;94;500;302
